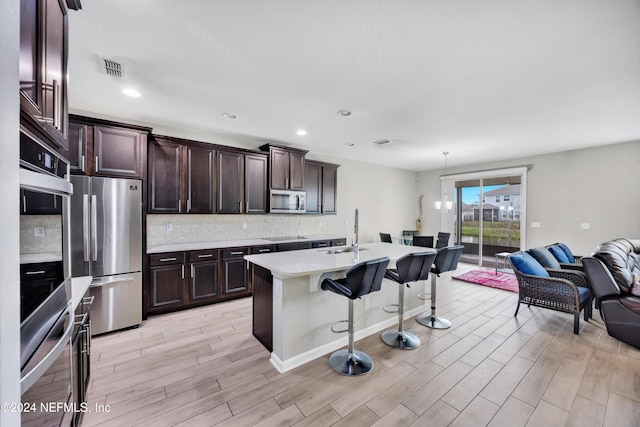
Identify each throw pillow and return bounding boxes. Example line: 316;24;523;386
528;247;561;269
557;243;576;263
509;253;550;277
548;245;570;263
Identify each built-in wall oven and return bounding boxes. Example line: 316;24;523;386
19;125;75;426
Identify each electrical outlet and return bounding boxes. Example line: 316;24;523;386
34;227;45;237
241;222;247;230
531;222;541;228
363;296;370;309
299;221;304;228
166;224;173;232
580;223;590;230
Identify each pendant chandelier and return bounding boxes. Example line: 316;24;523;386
435;152;453;212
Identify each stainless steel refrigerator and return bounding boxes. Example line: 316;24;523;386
69;176;142;335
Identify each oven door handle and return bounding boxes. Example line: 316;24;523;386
20;304;73;394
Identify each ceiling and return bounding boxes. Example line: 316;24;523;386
67;0;640;172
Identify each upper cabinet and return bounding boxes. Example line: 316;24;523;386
260;144;307;191
19;0;81;151
63;116;149;178
217;150;268;214
305;160;339;215
148;135;214;214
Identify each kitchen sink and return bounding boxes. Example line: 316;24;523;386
319;247;369;254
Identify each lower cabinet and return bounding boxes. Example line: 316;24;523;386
72;289;92;427
147;247;252;315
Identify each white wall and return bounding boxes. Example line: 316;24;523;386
418;140;640;256
0;0;22;423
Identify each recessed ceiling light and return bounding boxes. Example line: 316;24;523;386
222;113;237;119
122;88;141;97
296;129;307;136
345;143;355;147
337;109;351;117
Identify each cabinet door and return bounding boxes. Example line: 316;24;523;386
269;147;289;190
321;164;338;214
304;161;322;214
149;139;182;213
94;126;144;177
149;264;185;309
42;0;68;144
186;145;214;213
66;122;88;174
244;154;267;214
289;150;306;190
222;258;249;296
217;150;243;214
19;0;39;106
20;190;62;215
189;261;219;302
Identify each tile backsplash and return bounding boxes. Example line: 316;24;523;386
20;215;62;254
147;214;329;247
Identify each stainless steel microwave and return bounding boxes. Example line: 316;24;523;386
270;189;306;213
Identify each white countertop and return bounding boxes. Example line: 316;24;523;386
20;252;63;264
245;242;436;278
147;235;346;254
70;276;92;310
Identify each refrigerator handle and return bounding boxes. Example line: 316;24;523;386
83;194;90;262
91;194;98;262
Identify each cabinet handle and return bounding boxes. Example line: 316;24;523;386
95;156;99;173
159;257;177;262
187;199;191;212
80;154;86;172
245;202;249;212
258;249;271;252
191;264;194;278
178;199;181;213
230;251;243;255
22;194;27;214
25;270;46;275
53;80;60;129
197;254;213;258
181;265;184;279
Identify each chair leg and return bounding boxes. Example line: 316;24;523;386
573;313;579;334
328;298;374;376
514;300;521;317
416;274;451;329
381;283;420;349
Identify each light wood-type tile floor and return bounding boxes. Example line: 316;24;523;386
81;263;640;427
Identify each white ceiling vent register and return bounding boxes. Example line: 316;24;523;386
97;56;126;77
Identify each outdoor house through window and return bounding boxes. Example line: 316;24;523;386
448;167;528;268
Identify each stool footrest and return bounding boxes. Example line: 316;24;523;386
417;292;431;301
330;320;349;334
383;304;399;313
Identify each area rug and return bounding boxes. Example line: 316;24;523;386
452;269;519;293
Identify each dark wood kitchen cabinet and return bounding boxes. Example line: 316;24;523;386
19;0;80;151
64;116;150;178
260;144;307;191
189;249;220;302
148;135;215;214
217;150;268;214
148;253;187;311
221;247;249;297
305;160;339;214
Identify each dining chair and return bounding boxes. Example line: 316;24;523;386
402;230;419;245
412;235;434;248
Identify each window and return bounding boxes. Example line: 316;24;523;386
495;195;501;202
504;194;510;202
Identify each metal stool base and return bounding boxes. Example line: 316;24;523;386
328;349;374;376
381;330;421;349
416;313;451;329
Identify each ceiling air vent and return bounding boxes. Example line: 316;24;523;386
98;56;125;77
372;139;392;146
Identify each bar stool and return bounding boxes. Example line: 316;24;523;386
381;251;437;349
321;257;390;376
416;245;464;329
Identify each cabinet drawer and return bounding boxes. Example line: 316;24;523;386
20;262;62;281
222;247;249;259
189;249;219;262
250;245;276;254
331;238;347;246
149;252;185;266
311;240;331;248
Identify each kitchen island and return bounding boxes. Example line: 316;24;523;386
245;242;436;373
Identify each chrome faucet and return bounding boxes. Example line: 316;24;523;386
353;208;359;252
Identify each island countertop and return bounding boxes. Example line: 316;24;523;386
245;242;433;278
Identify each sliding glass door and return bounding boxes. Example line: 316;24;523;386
451;169;526;267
